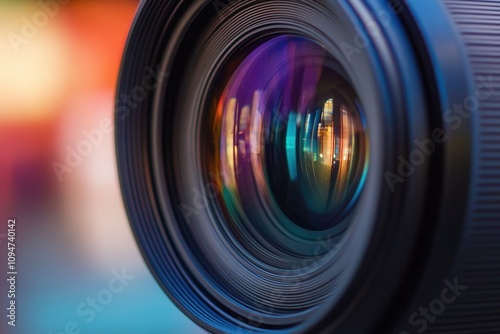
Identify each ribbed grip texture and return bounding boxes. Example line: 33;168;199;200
428;1;500;332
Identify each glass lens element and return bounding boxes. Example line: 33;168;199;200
213;36;367;232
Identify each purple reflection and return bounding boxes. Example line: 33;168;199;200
215;35;367;231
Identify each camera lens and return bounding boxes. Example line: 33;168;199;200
116;0;500;333
213;35;368;233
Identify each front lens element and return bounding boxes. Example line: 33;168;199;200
212;36;368;233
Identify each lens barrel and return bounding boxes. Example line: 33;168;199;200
116;1;500;333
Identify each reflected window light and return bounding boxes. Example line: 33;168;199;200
222;98;238;188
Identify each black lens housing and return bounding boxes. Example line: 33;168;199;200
116;1;500;333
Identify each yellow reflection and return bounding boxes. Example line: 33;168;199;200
223;97;238;189
0;3;70;123
315;97;356;207
318;98;334;166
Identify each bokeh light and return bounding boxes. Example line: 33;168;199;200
0;1;204;333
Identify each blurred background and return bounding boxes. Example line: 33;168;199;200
0;1;204;333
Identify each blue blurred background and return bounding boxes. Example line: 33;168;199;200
0;1;204;333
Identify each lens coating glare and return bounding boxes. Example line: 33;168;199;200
212;36;368;235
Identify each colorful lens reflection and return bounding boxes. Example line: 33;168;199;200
213;36;367;233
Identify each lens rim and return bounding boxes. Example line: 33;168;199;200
211;35;370;234
207;35;370;256
114;0;468;333
153;0;429;331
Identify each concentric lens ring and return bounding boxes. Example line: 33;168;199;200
213;35;368;237
161;1;401;330
118;0;433;333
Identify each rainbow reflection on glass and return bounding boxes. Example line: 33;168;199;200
211;36;368;249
